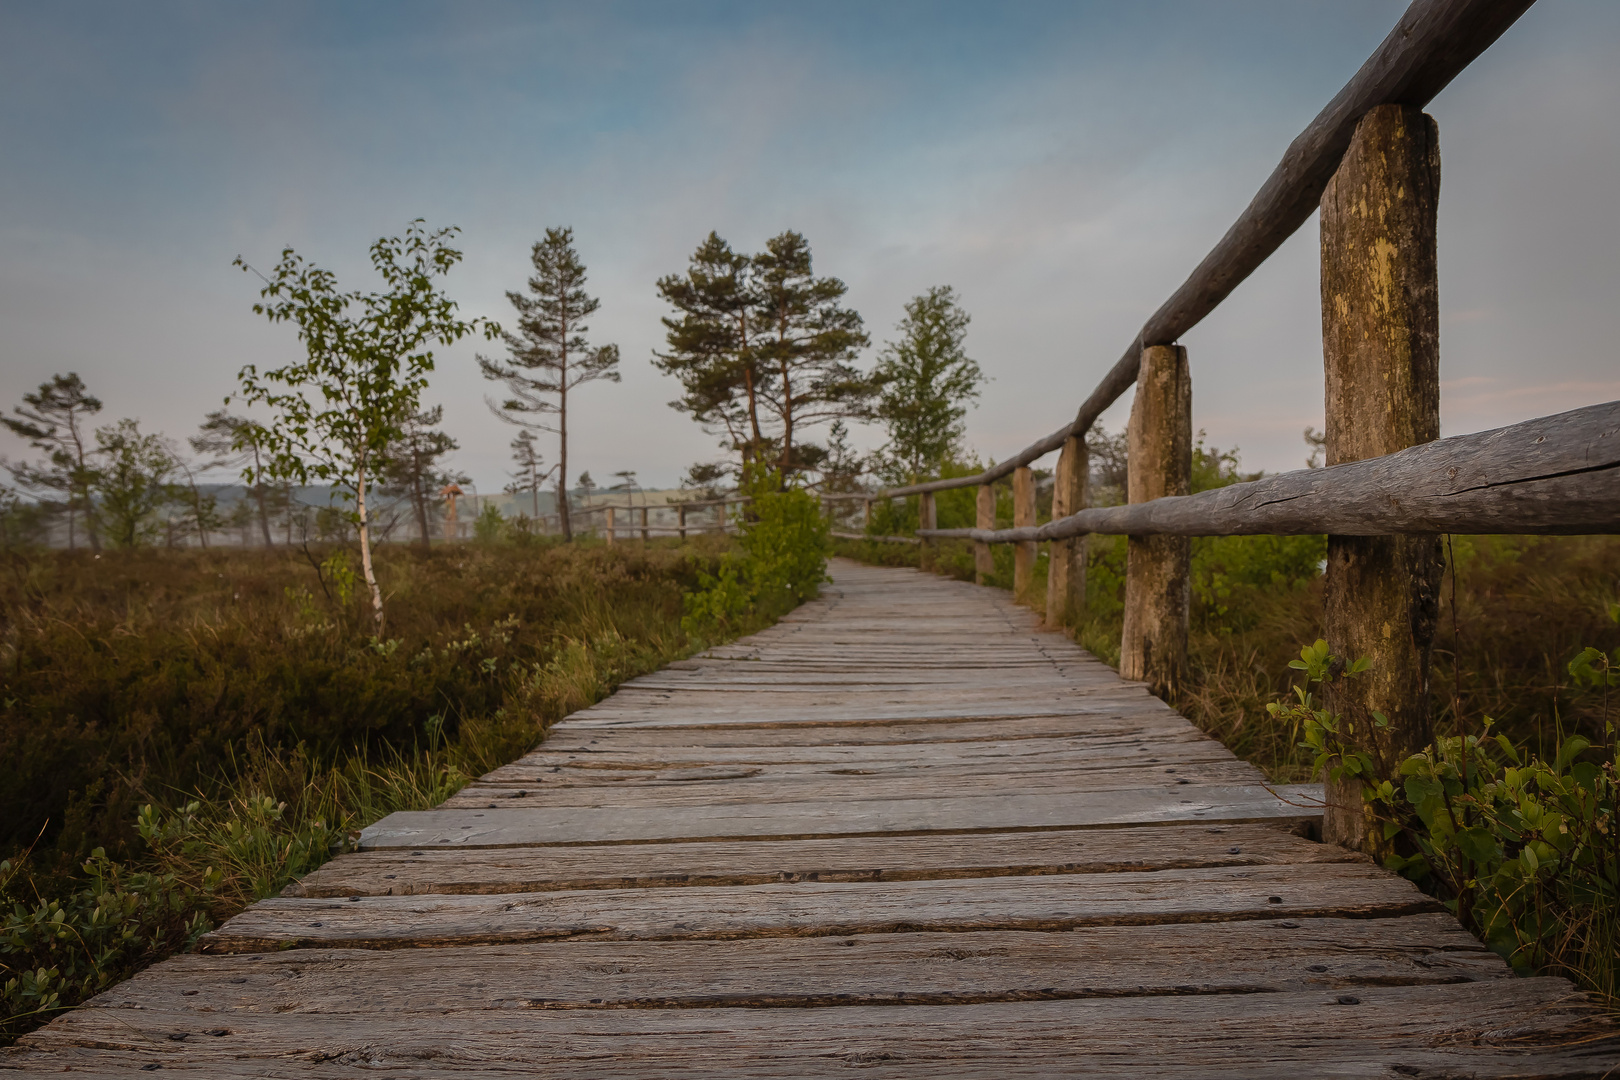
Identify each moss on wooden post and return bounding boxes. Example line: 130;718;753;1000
1120;344;1191;698
1012;467;1037;603
1320;103;1445;851
1046;434;1088;629
975;484;994;585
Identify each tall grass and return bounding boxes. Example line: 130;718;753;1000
2;534;776;1040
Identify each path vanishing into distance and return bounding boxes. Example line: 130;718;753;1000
7;559;1615;1076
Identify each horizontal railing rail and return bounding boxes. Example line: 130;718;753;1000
914;403;1619;543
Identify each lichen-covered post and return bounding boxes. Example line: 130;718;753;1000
1120;344;1191;697
918;492;937;572
1045;434;1088;629
1012;466;1036;604
1320;103;1444;850
974;484;994;585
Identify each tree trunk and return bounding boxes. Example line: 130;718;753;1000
413;470;432;550
356;464;385;634
558;384;572;542
1045;434;1087;629
1320;104;1444;851
1120;344;1191;699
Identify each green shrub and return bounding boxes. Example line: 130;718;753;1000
683;472;829;636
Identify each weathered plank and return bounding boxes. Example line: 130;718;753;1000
71;917;1512;1013
358;783;1323;849
290;822;1343;897
16;981;1610;1079
202;863;1432;952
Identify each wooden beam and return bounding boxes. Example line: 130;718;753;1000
915;401;1620;543
1320;104;1445;851
1046;435;1088;629
1012;467;1036;603
605;506;615;546
919;492;937;572
1120;345;1191;699
975;485;994;585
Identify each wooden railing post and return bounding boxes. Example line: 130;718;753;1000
605;506;615;545
1320;104;1444;850
1012;467;1036;603
639;505;649;542
1045;434;1088;629
918;492;937;571
1120;344;1191;697
678;504;687;540
974;484;994;585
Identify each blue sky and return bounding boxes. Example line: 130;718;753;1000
3;1;1617;491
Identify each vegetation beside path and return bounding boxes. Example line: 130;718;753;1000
1;515;829;1042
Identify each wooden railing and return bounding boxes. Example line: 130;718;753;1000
822;0;1620;849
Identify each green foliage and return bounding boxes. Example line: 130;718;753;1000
871;286;983;484
90;419;177;548
474;501;505;543
683;471;830;636
233;220;497;627
1;373;104;550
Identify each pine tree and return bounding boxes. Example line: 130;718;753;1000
480;228;619;541
380;405;460;548
2;372;103;549
505;429;548;519
653;232;765;469
872;286;984;484
750;231;872;479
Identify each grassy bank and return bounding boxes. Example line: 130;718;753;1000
1;535;786;1040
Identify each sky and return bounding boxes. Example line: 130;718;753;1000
2;0;1617;494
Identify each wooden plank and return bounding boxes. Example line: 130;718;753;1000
15;980;1610;1078
358;783;1324;849
290;822;1346;897
438;761;1267;811
201;862;1431;952
63;917;1512;1013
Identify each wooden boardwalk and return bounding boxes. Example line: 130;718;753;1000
8;559;1613;1076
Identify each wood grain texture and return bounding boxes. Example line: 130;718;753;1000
1046;434;1087;628
289;823;1345;897
201;863;1437;952
1320;103;1445;849
14;981;1610;1079
1120;345;1191;696
1013;466;1036;603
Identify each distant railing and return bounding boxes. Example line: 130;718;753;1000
816;0;1620;849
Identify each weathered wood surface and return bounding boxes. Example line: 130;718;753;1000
10;559;1610;1076
920;399;1620;542
1319;103;1445;848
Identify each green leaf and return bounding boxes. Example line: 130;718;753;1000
1455;827;1500;866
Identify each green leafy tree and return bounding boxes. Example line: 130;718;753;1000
380;405;461;549
231;220;495;632
751;231;872;478
190;410;275;546
654;232;766;468
92;419;176;548
479;228;620;542
871;286;983;484
2;373;103;550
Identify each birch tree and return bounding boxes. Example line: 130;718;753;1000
232;220;495;632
